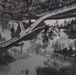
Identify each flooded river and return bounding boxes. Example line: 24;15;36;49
0;52;76;75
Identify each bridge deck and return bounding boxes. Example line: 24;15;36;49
0;4;76;50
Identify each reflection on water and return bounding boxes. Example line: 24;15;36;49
0;64;11;74
47;52;76;75
0;52;76;75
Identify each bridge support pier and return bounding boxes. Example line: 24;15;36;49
29;20;31;24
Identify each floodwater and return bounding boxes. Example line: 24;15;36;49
0;52;76;75
0;19;76;75
0;54;47;75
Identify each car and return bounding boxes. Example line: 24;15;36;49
26;29;29;33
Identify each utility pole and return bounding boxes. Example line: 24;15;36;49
20;42;24;56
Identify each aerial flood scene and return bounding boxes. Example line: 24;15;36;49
0;0;76;75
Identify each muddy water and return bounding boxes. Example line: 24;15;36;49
0;52;76;75
0;54;47;75
0;19;76;75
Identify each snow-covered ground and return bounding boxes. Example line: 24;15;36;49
1;30;11;40
44;19;76;51
0;18;76;75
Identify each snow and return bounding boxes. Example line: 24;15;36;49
0;4;76;75
44;18;73;27
8;20;18;31
1;30;11;40
51;27;76;51
0;4;76;48
72;54;76;57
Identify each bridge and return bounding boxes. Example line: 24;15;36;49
0;4;76;51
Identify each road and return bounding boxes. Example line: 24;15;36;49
0;4;76;50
